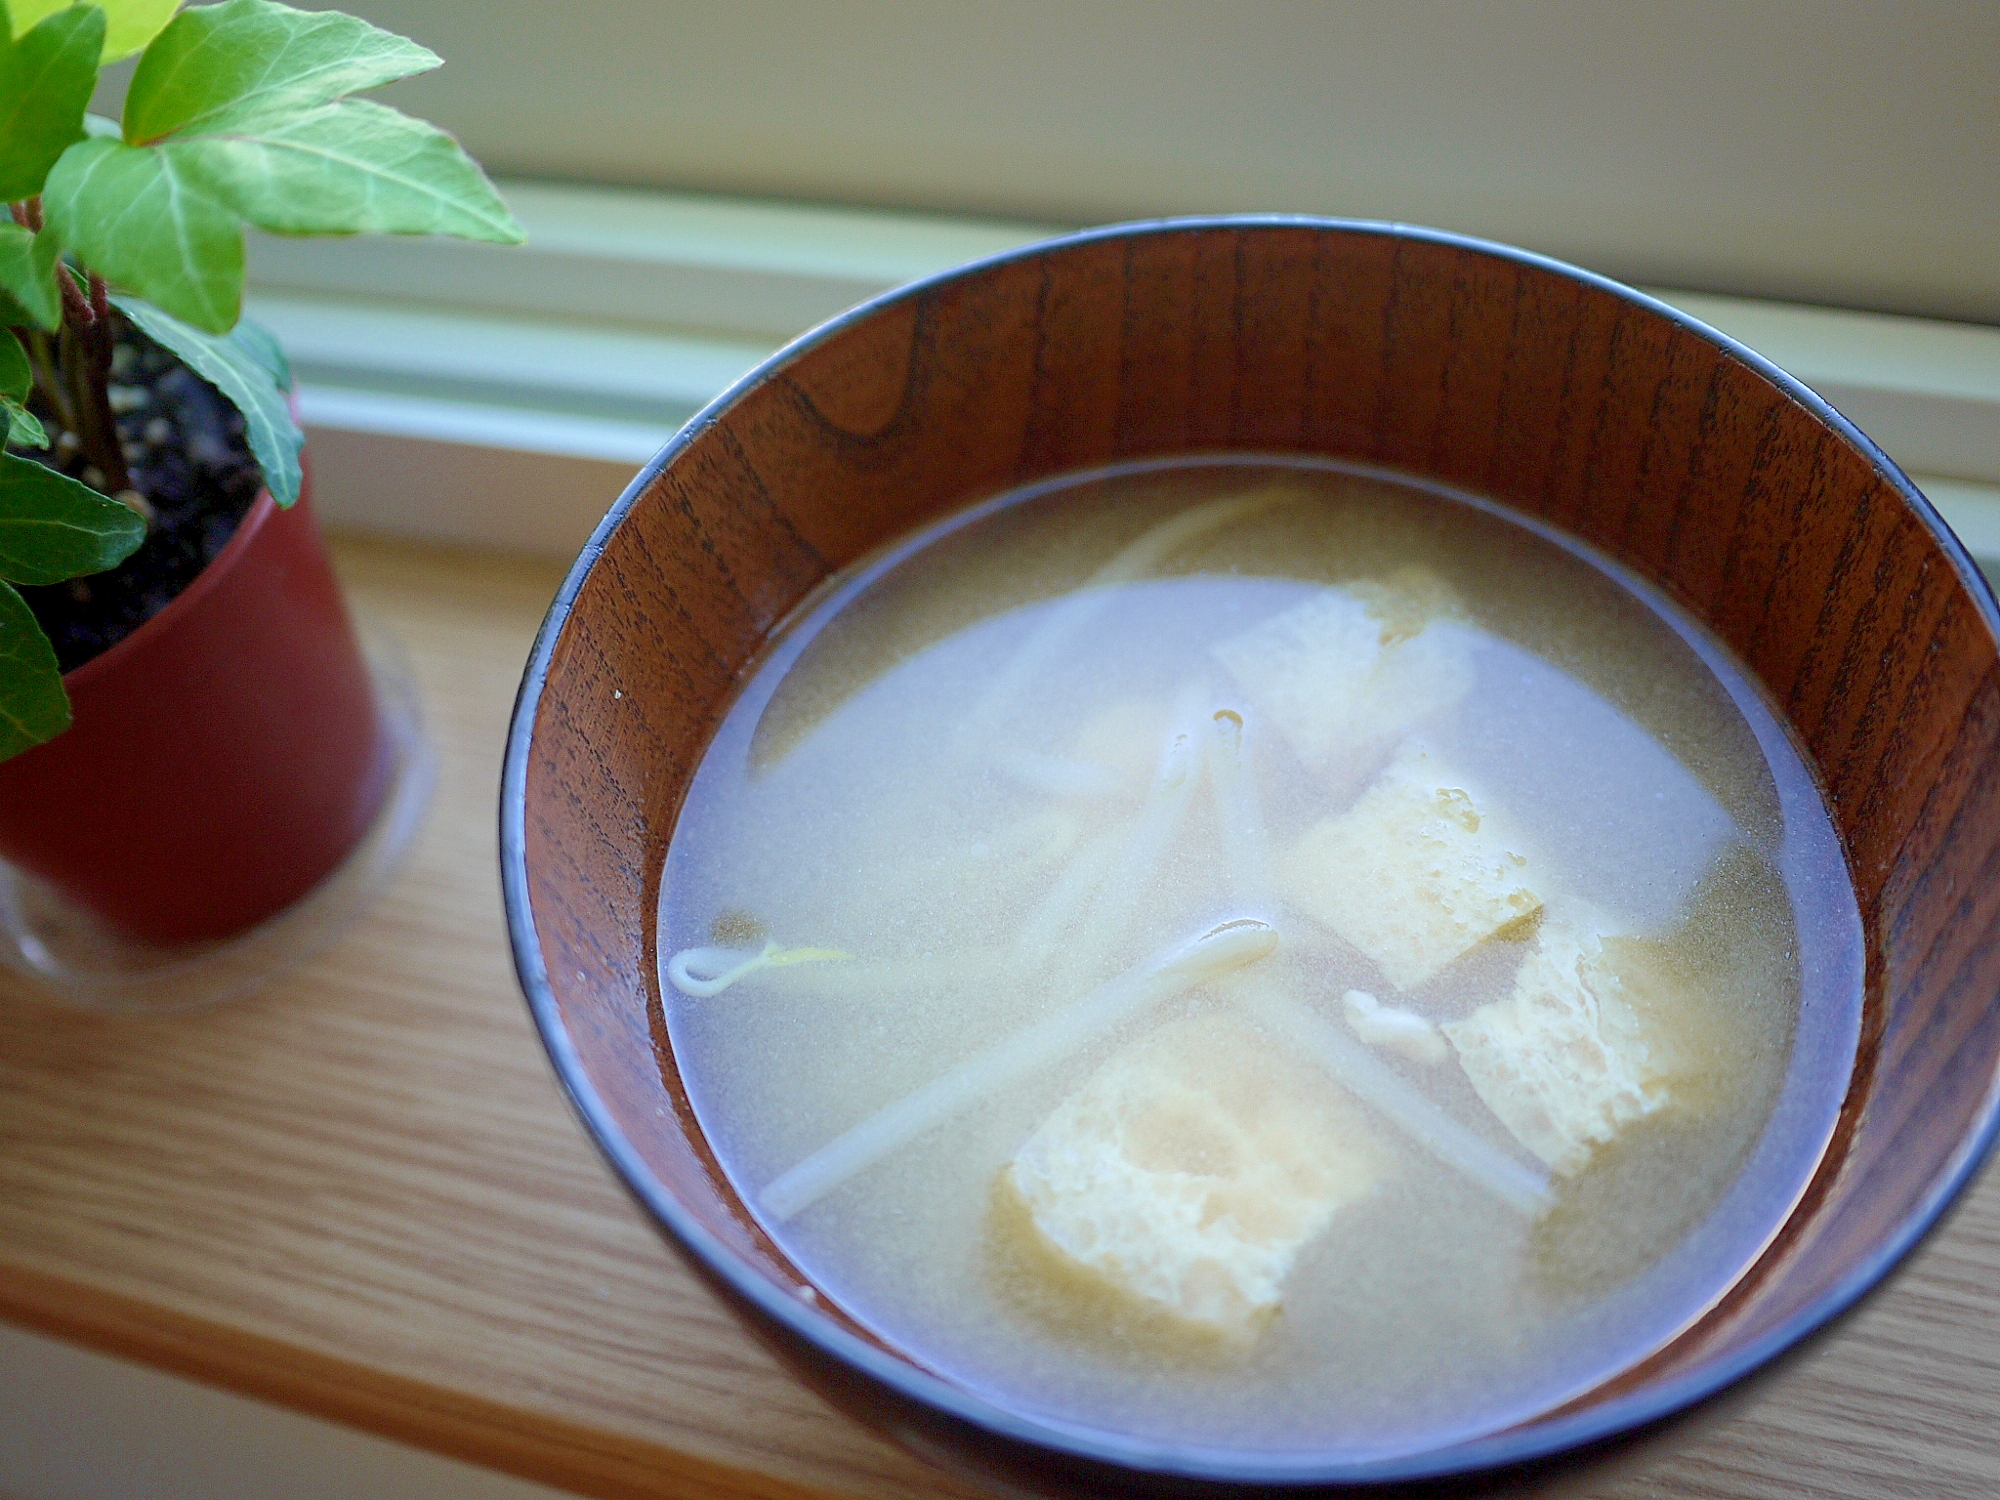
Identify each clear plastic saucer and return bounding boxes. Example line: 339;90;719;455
0;623;434;1015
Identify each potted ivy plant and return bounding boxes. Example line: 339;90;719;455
0;0;520;961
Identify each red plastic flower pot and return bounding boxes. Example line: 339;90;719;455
0;485;391;946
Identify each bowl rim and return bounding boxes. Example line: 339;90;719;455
500;214;2000;1488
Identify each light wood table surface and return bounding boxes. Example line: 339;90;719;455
1;534;1995;1500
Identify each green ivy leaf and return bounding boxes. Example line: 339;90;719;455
0;327;42;447
41;135;244;333
3;0;58;33
0;329;27;404
5;403;45;449
100;0;178;63
0;1;104;201
0;329;45;448
0;576;67;761
44;1;519;333
176;97;523;241
114;295;302;505
10;0;179;63
125;0;440;142
0;220;62;330
224;309;290;392
0;449;146;585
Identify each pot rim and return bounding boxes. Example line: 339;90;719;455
500;214;2000;1488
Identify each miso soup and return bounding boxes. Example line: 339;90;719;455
655;458;1862;1460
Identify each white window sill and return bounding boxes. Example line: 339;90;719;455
246;180;2000;570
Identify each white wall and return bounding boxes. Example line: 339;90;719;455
303;1;1999;323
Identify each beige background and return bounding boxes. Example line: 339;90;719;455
284;0;2000;323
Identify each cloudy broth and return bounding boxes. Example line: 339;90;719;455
655;459;1862;1459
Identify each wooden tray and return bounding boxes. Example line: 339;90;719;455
1;534;1993;1500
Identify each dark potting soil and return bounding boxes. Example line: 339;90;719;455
17;313;264;673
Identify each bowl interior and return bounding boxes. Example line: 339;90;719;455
504;220;2000;1484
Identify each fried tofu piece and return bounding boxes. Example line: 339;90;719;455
1276;744;1543;990
1443;919;1672;1177
1211;568;1472;769
1001;1014;1380;1335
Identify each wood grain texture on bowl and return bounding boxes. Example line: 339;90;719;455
505;220;2000;1492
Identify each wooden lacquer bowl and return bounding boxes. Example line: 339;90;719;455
501;220;2000;1496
